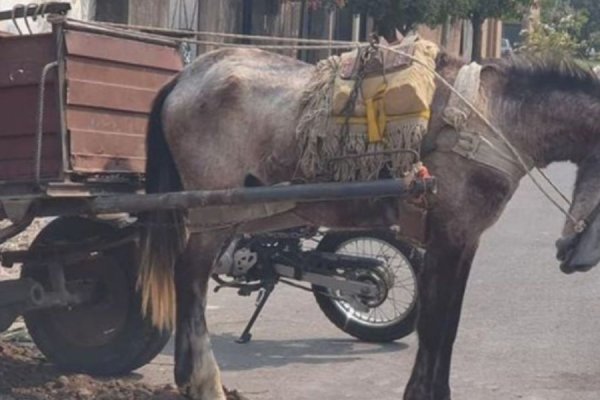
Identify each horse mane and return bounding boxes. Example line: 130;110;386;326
435;51;465;73
489;54;600;97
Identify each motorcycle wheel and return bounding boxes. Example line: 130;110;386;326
312;231;422;343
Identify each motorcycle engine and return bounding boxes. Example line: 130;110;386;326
214;240;258;277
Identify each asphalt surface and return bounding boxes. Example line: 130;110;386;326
139;163;600;400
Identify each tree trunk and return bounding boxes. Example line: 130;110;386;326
375;17;398;42
441;17;451;48
471;14;484;62
297;0;306;60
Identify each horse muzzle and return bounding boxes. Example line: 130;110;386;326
556;233;598;274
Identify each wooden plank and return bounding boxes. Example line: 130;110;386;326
0;133;61;160
70;129;146;159
0;159;61;181
70;154;145;173
0;34;56;88
197;0;243;53
0;84;60;136
66;79;156;114
129;0;169;27
64;30;182;71
66;106;148;136
66;56;175;90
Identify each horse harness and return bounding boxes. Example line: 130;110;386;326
437;63;600;242
436;62;534;182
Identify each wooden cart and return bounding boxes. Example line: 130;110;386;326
0;10;432;375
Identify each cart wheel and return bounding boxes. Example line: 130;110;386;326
313;231;422;343
21;217;171;376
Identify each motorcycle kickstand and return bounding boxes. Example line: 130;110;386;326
236;282;275;344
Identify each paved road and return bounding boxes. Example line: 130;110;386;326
140;163;600;400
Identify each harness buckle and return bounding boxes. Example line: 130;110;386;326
453;131;482;160
574;220;587;234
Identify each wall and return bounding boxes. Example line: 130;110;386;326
196;0;242;52
169;0;199;30
129;0;169;27
0;1;502;61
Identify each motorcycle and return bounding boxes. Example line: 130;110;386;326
212;228;423;343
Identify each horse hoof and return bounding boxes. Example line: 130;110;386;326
179;383;227;400
224;386;250;400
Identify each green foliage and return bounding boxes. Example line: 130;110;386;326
347;0;446;35
305;0;446;36
532;0;600;55
571;0;600;38
539;0;570;22
440;0;530;21
519;11;588;57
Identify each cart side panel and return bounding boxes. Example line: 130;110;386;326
0;34;62;181
63;29;182;175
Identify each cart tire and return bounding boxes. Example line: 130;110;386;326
21;217;171;376
313;231;422;343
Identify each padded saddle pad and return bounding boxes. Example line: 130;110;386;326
339;36;418;80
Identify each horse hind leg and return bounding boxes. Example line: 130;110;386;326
174;230;232;400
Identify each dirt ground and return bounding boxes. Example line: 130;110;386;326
0;340;183;400
0;340;248;400
0;220;246;400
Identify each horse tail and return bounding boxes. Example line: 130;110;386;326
138;76;186;331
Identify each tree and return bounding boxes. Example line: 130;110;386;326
440;0;530;61
570;0;600;53
305;0;445;40
345;0;445;38
523;0;597;56
519;12;588;56
305;0;530;60
571;0;600;36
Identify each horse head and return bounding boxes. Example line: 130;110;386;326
499;57;600;274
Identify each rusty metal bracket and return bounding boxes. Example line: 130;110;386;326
0;200;36;246
0;1;71;22
2;199;35;222
35;61;59;186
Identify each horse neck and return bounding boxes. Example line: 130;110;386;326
495;78;600;167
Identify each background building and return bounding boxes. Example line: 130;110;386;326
1;0;502;61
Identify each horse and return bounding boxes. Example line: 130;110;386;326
139;47;600;400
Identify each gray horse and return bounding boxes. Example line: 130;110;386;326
139;48;600;400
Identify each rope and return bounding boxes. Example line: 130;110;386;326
536;167;571;205
67;19;363;51
84;19;365;47
375;44;577;224
62;18;577;223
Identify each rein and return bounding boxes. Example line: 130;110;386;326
376;44;580;227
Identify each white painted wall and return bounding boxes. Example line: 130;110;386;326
0;0;94;34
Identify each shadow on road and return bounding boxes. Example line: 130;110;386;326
207;333;410;371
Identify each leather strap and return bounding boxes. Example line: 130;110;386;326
440;63;534;180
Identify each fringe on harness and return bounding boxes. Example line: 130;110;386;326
295;37;437;182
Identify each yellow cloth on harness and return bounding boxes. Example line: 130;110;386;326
332;37;439;143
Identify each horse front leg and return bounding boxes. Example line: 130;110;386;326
404;233;478;400
175;231;231;400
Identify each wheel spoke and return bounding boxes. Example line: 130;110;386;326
326;236;419;328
